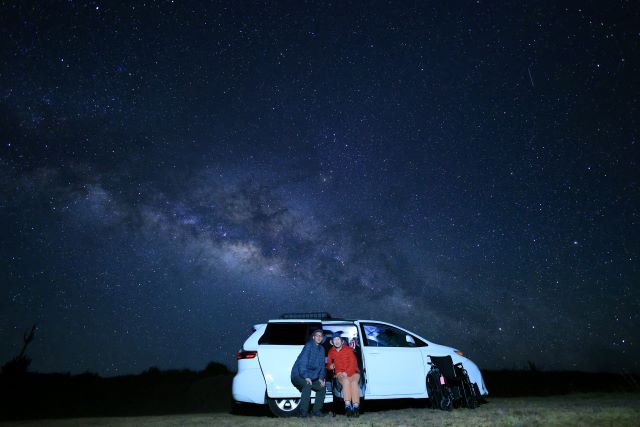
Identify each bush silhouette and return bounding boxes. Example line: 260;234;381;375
1;325;36;377
203;361;230;376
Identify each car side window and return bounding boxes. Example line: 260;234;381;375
258;322;320;345
361;324;427;347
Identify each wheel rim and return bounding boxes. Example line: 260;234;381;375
275;398;300;412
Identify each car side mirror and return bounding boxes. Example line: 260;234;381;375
405;335;416;346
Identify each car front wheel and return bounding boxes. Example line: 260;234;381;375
267;397;301;417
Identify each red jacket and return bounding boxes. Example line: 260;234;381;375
327;345;358;377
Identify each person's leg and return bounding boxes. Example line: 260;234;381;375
338;374;352;404
350;373;361;405
310;380;326;414
292;376;312;415
348;373;361;417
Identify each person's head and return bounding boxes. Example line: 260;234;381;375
331;332;343;349
311;329;324;344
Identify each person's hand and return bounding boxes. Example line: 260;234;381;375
337;372;347;379
329;363;335;370
305;378;312;385
320;379;325;387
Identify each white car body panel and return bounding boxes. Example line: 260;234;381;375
361;346;426;396
231;324;268;404
356;319;426;397
259;345;318;399
231;358;266;404
242;324;266;351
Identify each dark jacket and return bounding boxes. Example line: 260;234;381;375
291;340;326;381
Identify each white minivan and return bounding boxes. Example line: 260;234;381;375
232;313;488;417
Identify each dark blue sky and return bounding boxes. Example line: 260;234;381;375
1;1;638;375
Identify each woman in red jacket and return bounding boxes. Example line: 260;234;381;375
327;333;360;417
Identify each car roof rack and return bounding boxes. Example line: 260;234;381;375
280;312;333;320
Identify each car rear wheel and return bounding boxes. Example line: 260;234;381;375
267;397;301;417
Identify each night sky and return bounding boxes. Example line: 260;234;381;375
1;1;638;376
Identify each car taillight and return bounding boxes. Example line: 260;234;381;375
455;350;464;356
236;350;257;360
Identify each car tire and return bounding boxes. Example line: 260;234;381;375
267;397;301;417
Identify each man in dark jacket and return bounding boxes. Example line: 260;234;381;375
291;328;327;417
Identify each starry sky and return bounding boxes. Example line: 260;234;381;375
1;1;638;376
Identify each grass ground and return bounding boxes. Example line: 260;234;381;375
1;393;639;427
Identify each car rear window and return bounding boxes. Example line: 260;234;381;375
258;322;320;345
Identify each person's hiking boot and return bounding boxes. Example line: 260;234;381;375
352;406;360;417
345;406;353;417
311;411;326;417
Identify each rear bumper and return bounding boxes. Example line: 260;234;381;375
232;360;266;404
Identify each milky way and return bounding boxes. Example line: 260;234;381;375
1;1;638;375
